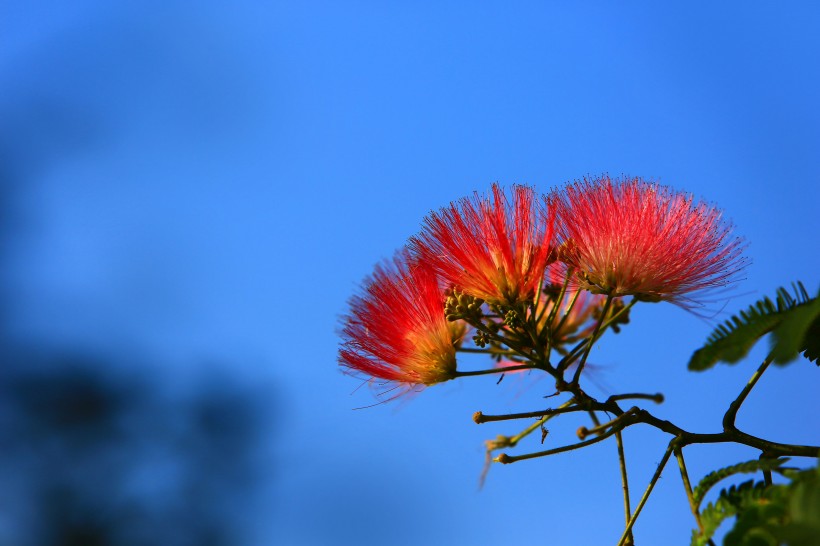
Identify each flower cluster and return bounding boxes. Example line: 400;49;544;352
552;176;746;305
339;176;746;396
339;251;465;394
411;183;555;305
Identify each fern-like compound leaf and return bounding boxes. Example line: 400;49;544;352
693;458;789;508
689;282;818;371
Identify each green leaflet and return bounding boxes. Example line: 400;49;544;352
694;479;769;546
693;458;789;508
688;282;819;371
798;316;820;364
770;295;820;365
690;464;820;546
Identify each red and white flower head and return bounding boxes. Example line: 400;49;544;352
411;183;555;305
552;175;746;305
339;250;465;394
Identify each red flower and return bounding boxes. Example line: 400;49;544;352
552;175;746;304
411;184;555;305
339;251;465;393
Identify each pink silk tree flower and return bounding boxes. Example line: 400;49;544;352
339;251;466;394
552;175;746;305
411;184;555;306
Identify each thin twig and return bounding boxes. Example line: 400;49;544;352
675;446;712;545
556;298;636;375
723;355;773;431
608;392;664;404
503;400;576;448
551;283;582;340
760;453;776;487
455;364;536;378
571;294;614;385
496;422;624;464
616;442;674;546
456;347;524;356
616;431;633;546
473;404;587;424
578;408;638;440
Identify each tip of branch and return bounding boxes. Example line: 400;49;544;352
495;453;512;464
473;411;485;424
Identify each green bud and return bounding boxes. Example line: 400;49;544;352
504;309;519;327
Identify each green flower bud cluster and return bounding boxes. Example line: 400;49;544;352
444;289;485;322
503;309;519;327
473;331;490;348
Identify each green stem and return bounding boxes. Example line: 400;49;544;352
503;400;576;447
723;355;773;431
466;319;536;362
588;410;602;428
522;300;546;359
578;408;639;440
556;338;590;373
760;453;775;487
572;294;614;385
455;364;535;378
457;347;521;356
556;297;634;375
496;421;624;464
473;404;586;424
543;267;573;328
551;285;582;340
675;447;708;540
616;431;633;546
616;442;674;546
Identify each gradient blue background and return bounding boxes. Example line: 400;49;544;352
2;2;819;544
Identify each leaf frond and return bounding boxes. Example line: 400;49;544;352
694;480;770;546
693;458;789;508
689;282;818;371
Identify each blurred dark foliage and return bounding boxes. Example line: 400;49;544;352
0;174;274;545
0;346;273;546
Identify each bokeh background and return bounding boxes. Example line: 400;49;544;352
2;2;819;545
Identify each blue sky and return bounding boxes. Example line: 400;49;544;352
2;2;819;544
